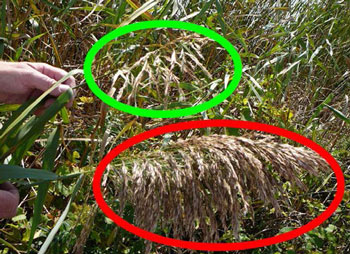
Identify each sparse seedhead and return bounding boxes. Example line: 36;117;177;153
94;31;229;110
111;134;330;244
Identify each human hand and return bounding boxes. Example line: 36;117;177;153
0;62;76;113
0;182;19;218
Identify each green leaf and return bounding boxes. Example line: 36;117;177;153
309;233;324;248
2;88;74;163
4;117;36;162
0;104;21;112
11;214;26;222
60;106;70;124
18;172;82;187
325;224;337;233
0;237;21;254
43;127;60;171
38;174;84;254
305;93;334;128
0;165;58;181
279;227;294;233
193;0;215;23
215;0;226;35
0;99;36;146
325;104;350;123
14;33;47;60
179;82;199;91
41;0;60;11
28;127;60;251
241;107;253;121
58;0;79;16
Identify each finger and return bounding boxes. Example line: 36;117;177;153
0;182;19;218
29;89;43;99
0;94;27;104
34;98;56;116
26;62;76;88
34;95;72;116
34;107;44;116
31;90;73;117
54;84;74;107
23;70;71;97
0;182;18;194
67;98;73;108
44;98;56;108
30;85;72;103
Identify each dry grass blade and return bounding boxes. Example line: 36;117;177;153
120;0;159;27
111;134;330;243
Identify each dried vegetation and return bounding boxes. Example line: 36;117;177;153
111;134;330;242
94;30;229;110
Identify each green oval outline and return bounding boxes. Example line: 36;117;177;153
83;20;242;118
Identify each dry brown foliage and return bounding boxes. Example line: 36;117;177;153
94;31;229;110
110;134;330;243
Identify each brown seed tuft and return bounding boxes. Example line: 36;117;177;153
111;134;330;243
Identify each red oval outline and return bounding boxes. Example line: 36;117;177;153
93;120;345;251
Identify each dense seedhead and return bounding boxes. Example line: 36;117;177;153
110;134;330;243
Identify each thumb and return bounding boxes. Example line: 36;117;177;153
0;182;19;219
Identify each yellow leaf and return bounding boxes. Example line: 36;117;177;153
79;96;94;103
125;0;154;21
73;151;80;160
29;0;41;15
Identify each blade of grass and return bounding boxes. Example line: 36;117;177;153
14;33;47;61
11;92;72;163
18;172;84;187
115;0;128;24
0;104;21;112
0;237;21;254
28;0;62;66
0;98;36;142
60;107;70;124
2;88;74;163
305;93;334;129
155;0;172;19
277;60;301;77
38;174;84;254
325;104;350;123
0;165;58;181
2;116;36;164
125;0;154;20
193;0;215;23
28;127;60;252
215;0;226;35
120;0;159;27
59;0;78;16
308;45;323;64
41;0;60;11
